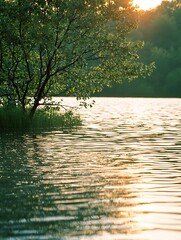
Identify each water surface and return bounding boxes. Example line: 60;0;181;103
0;98;181;240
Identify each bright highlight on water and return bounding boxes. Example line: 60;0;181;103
0;98;181;240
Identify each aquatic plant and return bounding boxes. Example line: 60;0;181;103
0;106;81;131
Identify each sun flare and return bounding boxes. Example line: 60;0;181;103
133;0;164;10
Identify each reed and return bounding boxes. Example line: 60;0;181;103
0;106;82;131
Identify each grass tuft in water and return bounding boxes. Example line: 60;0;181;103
0;106;82;131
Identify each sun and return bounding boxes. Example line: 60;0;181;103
133;0;163;10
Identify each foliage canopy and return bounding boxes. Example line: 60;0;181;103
99;0;181;97
0;0;153;117
135;0;181;97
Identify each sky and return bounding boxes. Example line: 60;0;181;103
133;0;167;10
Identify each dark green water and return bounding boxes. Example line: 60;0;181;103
0;98;181;240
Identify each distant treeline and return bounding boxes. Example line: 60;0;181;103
98;0;181;97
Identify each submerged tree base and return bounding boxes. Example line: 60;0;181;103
0;106;82;131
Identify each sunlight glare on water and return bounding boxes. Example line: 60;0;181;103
0;98;181;240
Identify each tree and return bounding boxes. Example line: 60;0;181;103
124;0;181;97
0;0;153;118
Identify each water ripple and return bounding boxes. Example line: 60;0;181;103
0;98;181;239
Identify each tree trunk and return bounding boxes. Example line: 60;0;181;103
29;98;40;119
29;67;51;119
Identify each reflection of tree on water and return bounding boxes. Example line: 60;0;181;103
0;132;144;238
0;133;61;237
0;133;54;237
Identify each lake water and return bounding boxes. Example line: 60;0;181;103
0;97;181;240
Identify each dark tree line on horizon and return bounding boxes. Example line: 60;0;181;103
0;0;153;118
99;0;181;98
1;0;180;120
